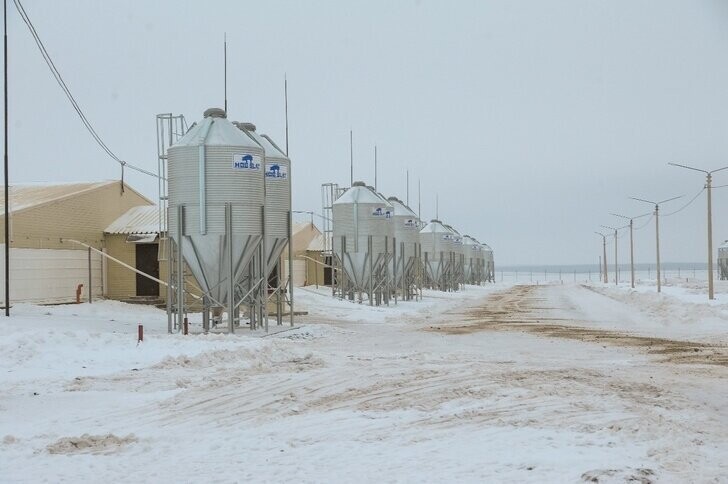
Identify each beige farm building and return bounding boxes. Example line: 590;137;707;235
0;181;154;305
0;181;330;308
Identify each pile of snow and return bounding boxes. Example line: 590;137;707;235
583;280;728;342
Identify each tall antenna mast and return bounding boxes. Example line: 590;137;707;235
436;193;439;219
418;178;421;220
223;33;228;114
284;74;289;155
406;169;409;206
349;130;353;186
374;145;377;191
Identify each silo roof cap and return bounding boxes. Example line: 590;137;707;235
204;107;227;118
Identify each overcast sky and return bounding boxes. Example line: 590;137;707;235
3;0;728;266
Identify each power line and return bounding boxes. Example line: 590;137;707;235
662;187;704;217
633;214;654;231
12;0;159;179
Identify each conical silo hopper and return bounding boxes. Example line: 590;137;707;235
168;108;264;311
719;240;728;280
444;224;464;288
234;122;291;273
332;182;393;299
387;196;420;290
481;242;494;282
462;235;480;284
419;219;452;290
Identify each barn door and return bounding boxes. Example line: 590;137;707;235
135;243;160;297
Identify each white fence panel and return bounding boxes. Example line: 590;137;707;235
282;259;307;287
0;245;103;305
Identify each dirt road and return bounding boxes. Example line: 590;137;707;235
431;283;728;367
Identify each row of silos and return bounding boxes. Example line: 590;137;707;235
331;181;493;305
166;108;291;333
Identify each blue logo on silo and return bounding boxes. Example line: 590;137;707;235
265;162;288;179
372;207;384;217
232;153;260;170
404;219;418;227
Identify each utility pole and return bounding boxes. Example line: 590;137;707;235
668;162;728;300
601;225;619;286
595;232;608;283
630;195;682;293
598;255;602;282
4;0;9;316
611;212;651;289
349;130;353;186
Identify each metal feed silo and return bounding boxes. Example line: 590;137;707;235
234;122;291;272
332;181;394;304
719;240;728;280
462;235;481;285
387;196;421;299
444;224;464;288
419;219;454;291
481;242;495;282
167;108;264;332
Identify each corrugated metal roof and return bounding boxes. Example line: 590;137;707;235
105;205;163;234
0;181;119;214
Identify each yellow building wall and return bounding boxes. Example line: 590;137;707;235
0;182;152;250
104;236;204;306
105;234;137;299
304;251;326;287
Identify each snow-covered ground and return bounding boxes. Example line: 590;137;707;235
1;281;726;483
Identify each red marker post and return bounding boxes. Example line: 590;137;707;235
137;324;143;343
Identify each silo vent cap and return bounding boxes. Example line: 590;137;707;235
352;181;366;187
240;122;257;131
387;196;399;202
203;107;227;118
430;219;442;223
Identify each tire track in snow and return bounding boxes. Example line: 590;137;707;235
432;284;728;367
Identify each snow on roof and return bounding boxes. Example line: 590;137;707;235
306;233;326;252
235;124;288;160
0;181;120;214
387;197;417;218
420;219;449;234
105;205;162;234
334;184;390;205
173;115;261;149
292;222;317;237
